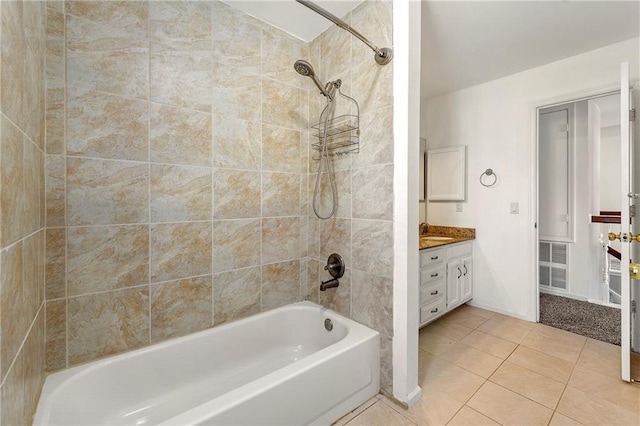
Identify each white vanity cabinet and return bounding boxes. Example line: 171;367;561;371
419;241;473;326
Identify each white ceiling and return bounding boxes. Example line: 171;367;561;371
422;1;640;99
222;0;363;42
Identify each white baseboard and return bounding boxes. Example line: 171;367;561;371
466;300;531;322
539;287;588;302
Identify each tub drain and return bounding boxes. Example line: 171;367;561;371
324;318;333;331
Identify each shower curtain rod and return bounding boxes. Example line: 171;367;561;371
295;0;393;65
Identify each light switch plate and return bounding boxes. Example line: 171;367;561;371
510;202;519;214
456;203;463;212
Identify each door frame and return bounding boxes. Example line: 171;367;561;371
528;82;630;323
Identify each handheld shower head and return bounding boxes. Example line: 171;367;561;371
294;60;332;99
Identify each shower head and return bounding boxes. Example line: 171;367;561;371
294;60;332;99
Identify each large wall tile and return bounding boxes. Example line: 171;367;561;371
45;228;66;300
45;299;67;371
150;104;212;167
352;219;393;278
211;1;262;75
262;79;301;130
66;87;149;161
304;258;320;303
67;157;149;226
150;49;212;112
45;89;65;155
45;155;65;227
318;16;351;82
352;269;393;336
350;0;393;68
23;138;44;234
1;0;25;128
67;225;149;296
150;164;212;223
0;341;25;426
23;309;45;419
1;242;26;381
213;266;261;325
212;62;261;122
149;1;211;57
353;107;393;168
351;59;393;115
213;219;261;272
320;218;351;266
262;172;300;217
151;275;213;343
23;231;45;323
380;333;393;395
1;117;25;246
318;170;351;219
23;0;46;150
262;260;301;311
212;115;261;170
150;222;212;282
66;5;149;99
262;217;300;264
68;287;150;365
262;124;301;173
262;28;308;87
352;164;393;220
213;170;261;219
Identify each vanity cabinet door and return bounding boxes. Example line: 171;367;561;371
446;261;462;309
462;255;473;301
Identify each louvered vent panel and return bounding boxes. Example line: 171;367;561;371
539;266;550;286
540;242;550;262
551;267;567;289
551;243;567;264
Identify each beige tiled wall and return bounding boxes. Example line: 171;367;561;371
306;0;395;394
44;0;395;400
44;0;312;371
0;0;47;424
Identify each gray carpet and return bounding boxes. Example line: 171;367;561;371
539;293;621;346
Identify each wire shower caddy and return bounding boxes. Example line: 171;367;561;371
311;86;359;159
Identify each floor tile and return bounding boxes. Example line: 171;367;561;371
467;381;553;425
556;386;639;425
507;345;575;383
441;308;490;330
418;355;486;404
549;412;584;425
457;304;496;319
459;329;518;359
576;338;621;379
521;324;586;363
419;332;457;355
400;388;462;426
477;316;534;344
446;406;499;426
439;342;504;378
345;400;415;426
420;318;475;342
568;367;640;414
490;360;565;409
333;396;379;426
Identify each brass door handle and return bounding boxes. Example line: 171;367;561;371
608;232;640;243
631;264;640;280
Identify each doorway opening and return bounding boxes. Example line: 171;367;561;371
537;92;622;346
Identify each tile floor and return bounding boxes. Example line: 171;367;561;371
333;304;640;425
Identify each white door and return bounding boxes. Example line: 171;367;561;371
462;256;473;301
619;62;638;382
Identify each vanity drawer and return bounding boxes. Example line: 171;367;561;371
420;280;445;306
420;264;446;286
420;298;446;324
420;248;446;268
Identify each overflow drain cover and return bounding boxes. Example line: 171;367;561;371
324;318;333;331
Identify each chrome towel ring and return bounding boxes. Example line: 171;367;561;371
480;168;498;187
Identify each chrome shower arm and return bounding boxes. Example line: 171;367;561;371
296;0;393;65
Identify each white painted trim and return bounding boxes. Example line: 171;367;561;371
392;0;421;407
539;287;588;302
528;82;629;324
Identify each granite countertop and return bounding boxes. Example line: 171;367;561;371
419;225;476;250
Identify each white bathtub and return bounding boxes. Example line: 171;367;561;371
34;301;380;425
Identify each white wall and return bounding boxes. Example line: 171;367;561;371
423;37;640;319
